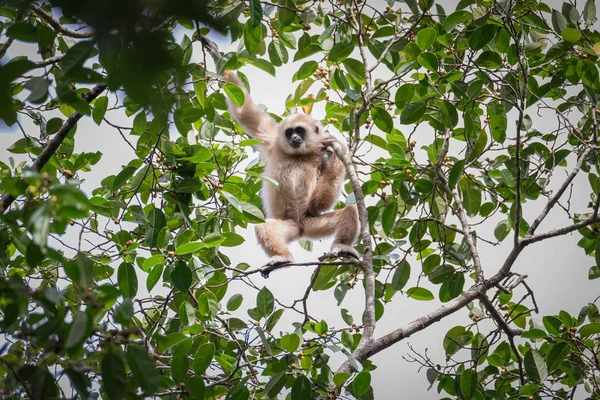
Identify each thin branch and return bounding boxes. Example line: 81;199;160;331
35;54;65;66
0;84;107;213
479;295;525;384
527;146;594;235
31;3;94;38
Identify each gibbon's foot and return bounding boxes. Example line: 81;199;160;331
318;245;360;262
260;255;294;278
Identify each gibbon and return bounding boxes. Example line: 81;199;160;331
201;37;359;273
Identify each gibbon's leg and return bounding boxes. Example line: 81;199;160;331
255;219;300;263
304;205;360;259
256;219;301;278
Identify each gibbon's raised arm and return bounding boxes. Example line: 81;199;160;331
222;71;278;148
199;35;277;148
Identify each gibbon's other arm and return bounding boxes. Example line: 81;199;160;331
222;71;278;148
308;136;347;216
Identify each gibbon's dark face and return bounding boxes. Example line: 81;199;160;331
278;114;323;155
285;126;306;148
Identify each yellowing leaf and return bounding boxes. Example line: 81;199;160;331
594;43;600;54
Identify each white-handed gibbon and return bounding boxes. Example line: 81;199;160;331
201;37;359;274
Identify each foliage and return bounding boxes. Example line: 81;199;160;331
1;0;600;399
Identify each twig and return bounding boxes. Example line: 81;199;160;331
479;295;525;384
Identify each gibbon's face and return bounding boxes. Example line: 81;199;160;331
278;114;322;155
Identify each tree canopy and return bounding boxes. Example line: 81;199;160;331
1;0;600;399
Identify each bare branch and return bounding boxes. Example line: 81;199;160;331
0;84;107;213
527;146;594;235
31;3;94;38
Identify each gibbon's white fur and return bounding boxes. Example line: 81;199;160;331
221;70;360;269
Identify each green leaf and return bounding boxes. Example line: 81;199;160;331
294;61;318;81
65;311;88;350
221;232;245;247
578;60;600;89
579;323;600;337
382;201;398;235
459;178;481;216
400;101;426;125
352;371;371;396
417;52;438;72
404;41;422;61
524;349;548;382
101;349;127;400
280;333;300;352
126;345;159;395
92;96;108;125
469;24;496;50
132;112;147;135
6;23;38;42
146;264;163;292
227;294;243;311
495;29;510;53
494;220;511;242
60;41;94;75
112;166;136;191
371;106;394;132
406;287;434;300
294;44;321;61
243;21;262;54
202;232;225;247
171;261;192;292
546;342;570;371
476;51;502;69
561;27;581;43
596;242;600;267
193;343;215;374
329;41;354;62
187;376;205;399
391;260;410;291
176;241;205;255
313;265;338;291
591;266;600;280
223;82;245;107
552;9;568;33
291;375;312;400
249;0;262;27
118;262;138;298
24;77;50;103
440;101;458;128
257;287;275;318
171;354;189;383
264;372;286;398
584;0;596;24
416;27;437;50
459;369;477;400
145;208;166;248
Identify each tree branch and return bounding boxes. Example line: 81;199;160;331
527;146;593;236
31;3;94;38
0;84;107;213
